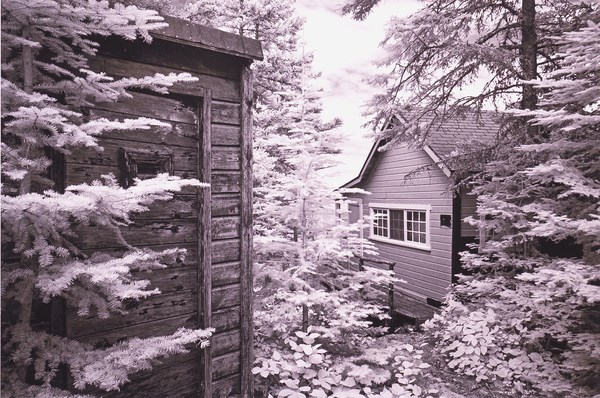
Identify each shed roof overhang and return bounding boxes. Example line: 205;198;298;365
152;16;264;61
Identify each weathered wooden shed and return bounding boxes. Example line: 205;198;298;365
51;17;262;397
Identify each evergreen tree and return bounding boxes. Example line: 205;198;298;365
344;0;600;395
1;1;212;395
343;0;594;148
176;4;396;396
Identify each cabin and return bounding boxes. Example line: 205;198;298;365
341;112;498;315
49;17;262;397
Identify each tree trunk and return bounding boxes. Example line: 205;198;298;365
520;0;537;111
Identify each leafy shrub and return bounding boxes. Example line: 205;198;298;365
425;257;600;397
253;329;436;398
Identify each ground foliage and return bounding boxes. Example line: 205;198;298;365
1;1;213;396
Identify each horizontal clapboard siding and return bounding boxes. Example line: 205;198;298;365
352;146;453;302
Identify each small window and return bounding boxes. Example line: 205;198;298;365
369;204;431;250
119;148;174;188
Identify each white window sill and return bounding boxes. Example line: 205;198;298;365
369;235;431;251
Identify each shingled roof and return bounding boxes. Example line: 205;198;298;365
396;110;500;158
341;111;500;188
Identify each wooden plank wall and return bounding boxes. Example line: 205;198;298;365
460;188;478;238
350;146;454;302
65;88;205;397
62;38;251;397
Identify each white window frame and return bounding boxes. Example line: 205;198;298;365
369;203;431;251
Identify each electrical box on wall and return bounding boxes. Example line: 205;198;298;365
440;214;452;228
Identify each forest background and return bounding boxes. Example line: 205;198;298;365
1;0;598;397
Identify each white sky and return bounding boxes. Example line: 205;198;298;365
295;0;422;186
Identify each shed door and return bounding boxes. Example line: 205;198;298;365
64;90;207;397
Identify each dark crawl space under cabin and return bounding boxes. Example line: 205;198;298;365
48;17;262;397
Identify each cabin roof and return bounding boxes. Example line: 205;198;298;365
152;16;264;61
341;111;500;189
411;111;499;158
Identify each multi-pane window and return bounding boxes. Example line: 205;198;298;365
406;210;427;244
372;209;389;237
370;205;430;249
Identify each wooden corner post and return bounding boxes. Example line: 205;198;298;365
240;63;254;398
199;91;213;397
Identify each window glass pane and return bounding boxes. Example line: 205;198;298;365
372;209;389;237
390;210;404;240
406;211;427;244
374;208;428;246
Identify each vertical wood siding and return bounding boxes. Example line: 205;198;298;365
350;146;453;302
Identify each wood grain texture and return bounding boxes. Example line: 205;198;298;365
211;195;241;217
212;239;241;263
76;313;197;347
88;108;198;148
213;373;240;398
211;172;241;193
212;101;241;125
212;261;241;287
213;284;241;311
163;382;200;398
212;329;241;357
88;91;198;125
103;356;199;398
212;125;241;146
213;350;241;380
69;139;198;171
88;56;238;101
67;289;197;338
213;147;242;170
75;219;197;250
65;165;199;191
212;306;241;333
65;163;235;194
61;29;259;397
155;16;263;61
239;64;254;398
199;92;213;397
144;266;197;294
134;194;198;220
98;36;243;80
212;216;241;240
